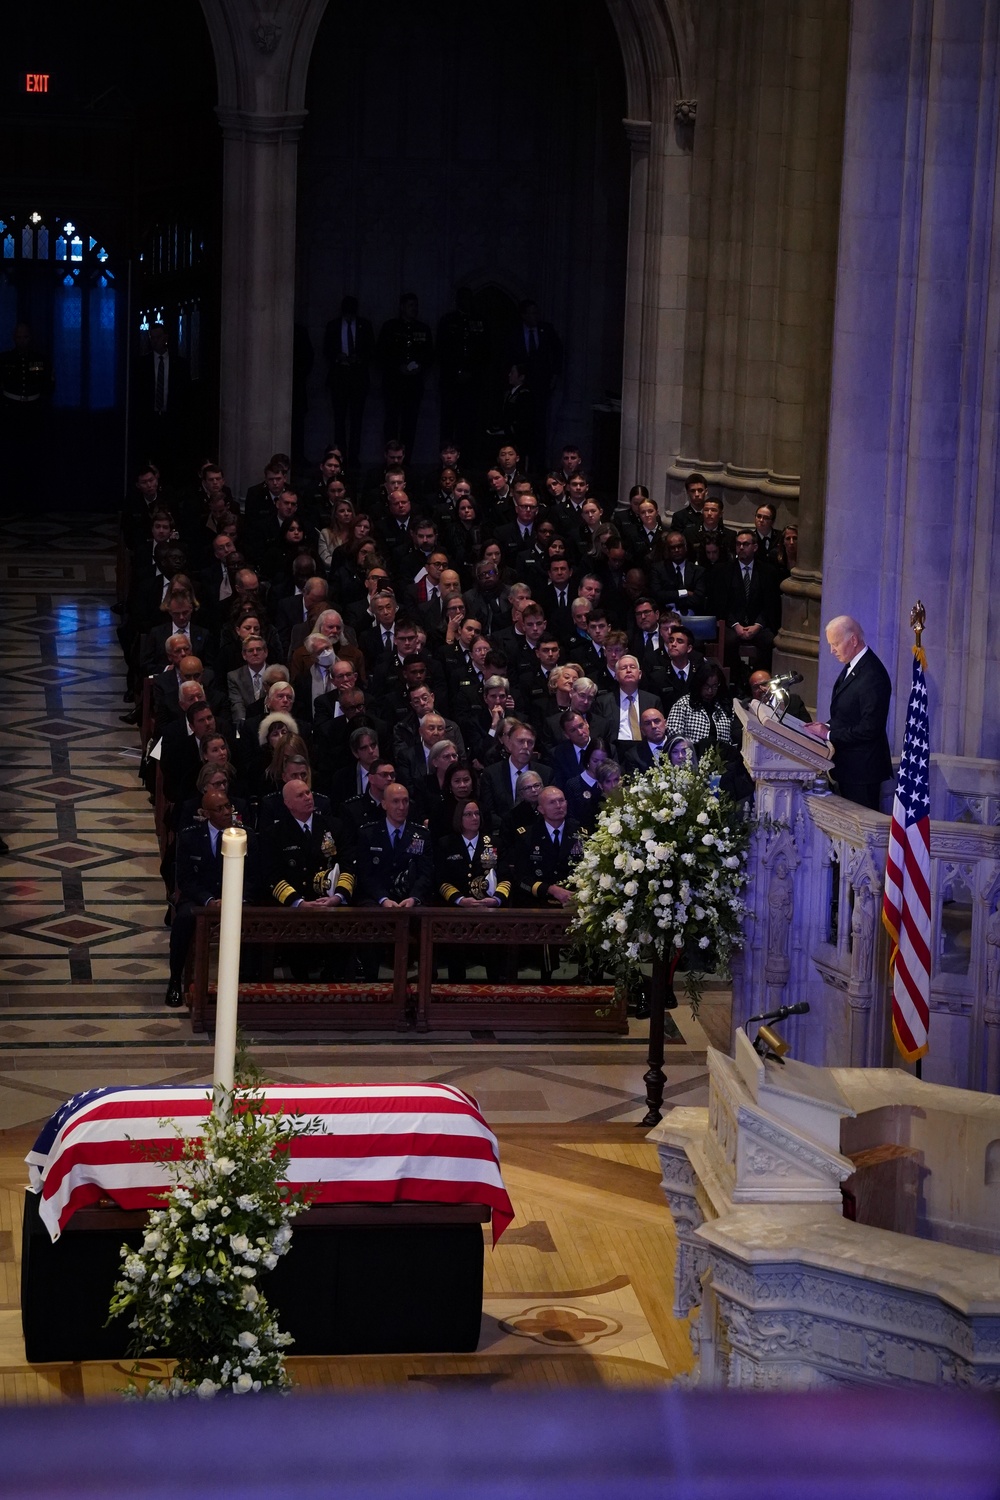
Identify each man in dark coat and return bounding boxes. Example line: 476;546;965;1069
512;785;583;908
164;789;261;1009
323;295;374;469
804;615;893;811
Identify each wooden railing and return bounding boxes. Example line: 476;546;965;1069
186;906;625;1035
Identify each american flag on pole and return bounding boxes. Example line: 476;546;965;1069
881;647;931;1063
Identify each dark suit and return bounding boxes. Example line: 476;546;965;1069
512;817;583;906
479;759;554;831
828;649;893;809
263;805;353;906
621;740;669;774
649;558;706;616
355;817;434;906
167;822;261;982
549;738;594;789
564;774;606;832
725;560;783;678
131;350;192;478
323;315;374;466
492;521;538;571
140;622;213;677
594;688;663;745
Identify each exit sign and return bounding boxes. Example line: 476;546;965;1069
25;74;50;93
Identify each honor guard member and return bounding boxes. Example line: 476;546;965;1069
513;785;583;909
164;789;261;1009
376;293;433;456
436;798;510;981
266;779;354;907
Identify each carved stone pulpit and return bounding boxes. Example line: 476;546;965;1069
709;1030;855;1204
732;701;838;1065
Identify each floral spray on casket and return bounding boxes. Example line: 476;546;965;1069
108;1059;317;1399
567;752;750;1011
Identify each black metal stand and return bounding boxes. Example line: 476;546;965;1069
641;950;678;1125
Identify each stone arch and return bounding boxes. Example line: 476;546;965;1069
195;0;690;495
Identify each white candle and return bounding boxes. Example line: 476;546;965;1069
212;826;247;1112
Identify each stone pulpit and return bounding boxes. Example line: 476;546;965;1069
650;1032;1000;1389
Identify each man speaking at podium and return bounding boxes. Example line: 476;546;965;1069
803;615;892;810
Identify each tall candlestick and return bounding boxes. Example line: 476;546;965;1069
212;826;247;1112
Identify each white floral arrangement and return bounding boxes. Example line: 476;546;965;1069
568;755;749;1007
108;1080;315;1398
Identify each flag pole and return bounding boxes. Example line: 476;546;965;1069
213;826;247;1114
909;601;925;1084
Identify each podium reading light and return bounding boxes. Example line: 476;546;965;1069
760;671;804;723
746;1001;810;1064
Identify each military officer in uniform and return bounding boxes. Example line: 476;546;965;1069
354;780;434;978
513;785;583;909
355;782;434;909
164;788;262;1009
376;293;433;455
435;798;510;981
263;778;354;979
266;779;354;908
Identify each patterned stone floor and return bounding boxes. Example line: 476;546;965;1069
0;514;721;1136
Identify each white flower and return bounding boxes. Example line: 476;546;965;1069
190;1202;207;1221
242;1284;260;1307
215;1157;237;1177
607;819;622;837
701;834;714;846
698;936;711;949
696;811;710;826
725;856;740;869
238;1331;258;1349
142;1230;161;1252
623;881;638;897
235;1194;258;1211
598;873;613;890
229;1233;250;1255
233;1372;254;1394
262;1253;278;1270
196;1379;219;1399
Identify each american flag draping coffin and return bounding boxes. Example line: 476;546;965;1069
26;1083;514;1245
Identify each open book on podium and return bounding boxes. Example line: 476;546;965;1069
734;698;834;777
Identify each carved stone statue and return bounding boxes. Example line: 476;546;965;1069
765;855;793;985
850;882;875;986
986;903;1000;1002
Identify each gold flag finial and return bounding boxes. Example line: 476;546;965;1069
909;600;925;647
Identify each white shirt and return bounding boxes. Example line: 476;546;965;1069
617;691;640;740
509;760;529;797
297;818;313;834
543;820;564;843
386;817;405;843
845;645;868;676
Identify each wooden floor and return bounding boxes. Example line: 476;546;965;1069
0;1121;693;1402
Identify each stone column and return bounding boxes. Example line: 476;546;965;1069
820;0;1000;755
217;109;305;497
197;0;330;499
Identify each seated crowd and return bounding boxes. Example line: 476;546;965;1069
117;443;796;1009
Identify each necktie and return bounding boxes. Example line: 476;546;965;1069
392;827;402;850
219;568;232;601
154;355;165;413
429;585;438;601
347;321;355;358
677;564;684;582
251;672;261;698
558;589;566;607
743;566;752;598
210;828;219;857
552;828;560;848
628;695;640;738
678;668;687;682
466;841;476;860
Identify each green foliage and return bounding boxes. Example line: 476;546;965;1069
568;756;750;1011
108;1082;315;1398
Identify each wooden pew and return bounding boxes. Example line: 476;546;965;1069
414;907;625;1034
186;904;412;1032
